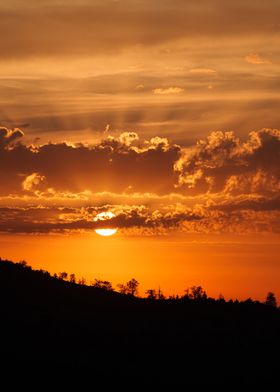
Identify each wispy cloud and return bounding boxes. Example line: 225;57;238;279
153;87;184;95
189;68;216;74
245;53;271;65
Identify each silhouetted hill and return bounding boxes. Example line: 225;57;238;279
1;258;280;385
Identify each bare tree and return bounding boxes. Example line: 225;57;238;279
157;287;165;300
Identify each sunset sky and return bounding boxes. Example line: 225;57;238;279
1;0;280;300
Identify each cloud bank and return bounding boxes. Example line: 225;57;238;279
0;126;279;235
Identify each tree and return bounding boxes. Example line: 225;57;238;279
69;274;76;283
18;260;31;270
126;278;139;296
58;272;68;280
117;283;129;294
157;287;165;300
39;269;50;277
185;286;207;300
92;279;113;291
117;279;139;296
146;289;157;299
78;277;86;285
218;294;225;303
265;292;277;307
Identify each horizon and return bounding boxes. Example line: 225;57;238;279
1;0;280;302
1;257;278;305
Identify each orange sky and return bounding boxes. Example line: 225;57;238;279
1;233;280;301
0;0;280;300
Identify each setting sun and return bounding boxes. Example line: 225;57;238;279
94;211;118;237
95;228;118;237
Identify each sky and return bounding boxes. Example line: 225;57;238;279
0;0;280;300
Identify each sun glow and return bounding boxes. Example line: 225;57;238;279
95;228;118;237
94;211;118;237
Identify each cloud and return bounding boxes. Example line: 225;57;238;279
0;204;201;234
175;128;280;196
1;201;279;235
118;131;139;146
135;84;145;90
245;53;271;65
1;127;280;235
189;68;216;74
22;172;46;191
153;87;184;95
210;195;280;212
0;129;181;196
0;127;24;149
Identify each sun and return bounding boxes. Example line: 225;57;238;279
94;211;118;237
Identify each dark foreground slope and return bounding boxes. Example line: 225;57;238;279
0;259;280;385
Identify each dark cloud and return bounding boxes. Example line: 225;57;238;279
0;127;24;148
0;205;200;234
1;203;279;235
0;129;180;195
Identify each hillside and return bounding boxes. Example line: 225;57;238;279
0;258;280;385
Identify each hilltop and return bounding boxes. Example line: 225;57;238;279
0;258;279;385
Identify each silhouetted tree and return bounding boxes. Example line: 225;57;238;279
157;287;165;300
117;279;139;296
69;274;76;283
39;269;50;277
265;292;277;307
59;272;68;280
78;277;86;285
92;279;113;291
168;294;180;300
218;294;225;303
186;286;207;300
126;279;139;296
146;289;157;299
117;283;129;294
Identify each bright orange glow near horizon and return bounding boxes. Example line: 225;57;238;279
0;0;280;302
1;233;280;301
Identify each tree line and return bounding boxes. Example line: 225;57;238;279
1;258;278;307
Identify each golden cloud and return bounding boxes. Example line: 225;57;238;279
153;87;184;95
